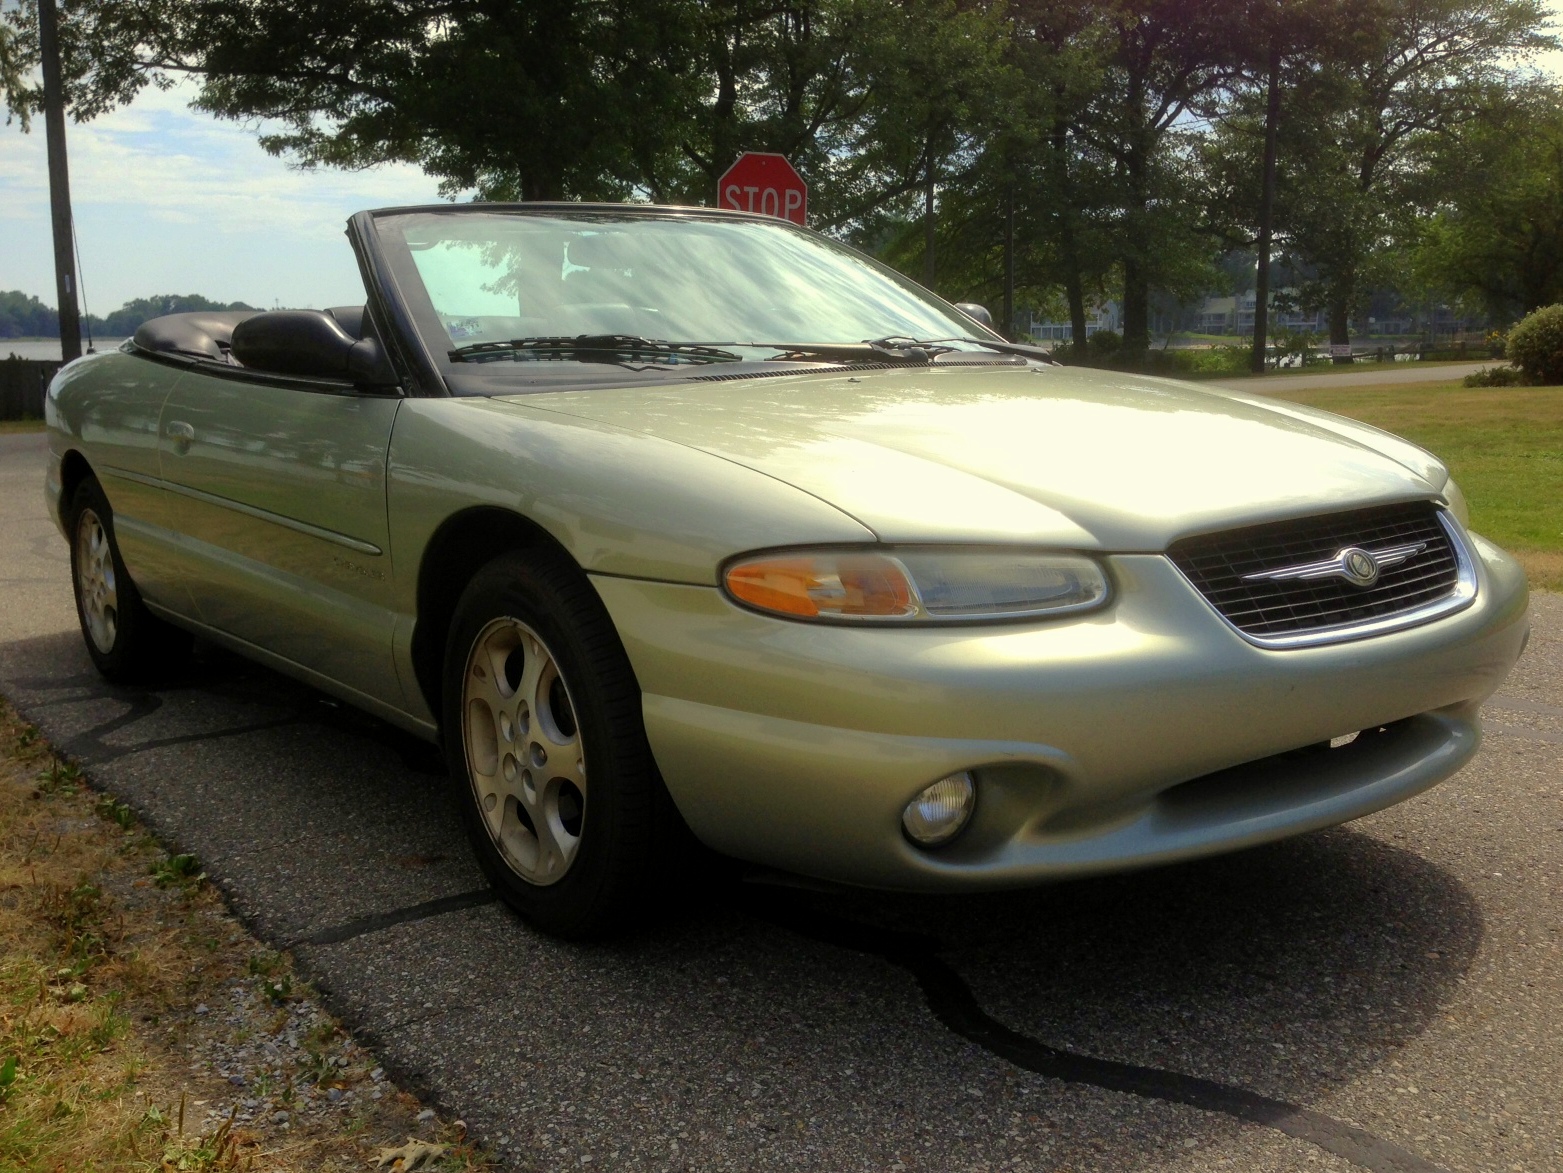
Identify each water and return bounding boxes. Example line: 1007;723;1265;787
2;338;128;361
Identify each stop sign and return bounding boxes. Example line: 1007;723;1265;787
717;152;808;225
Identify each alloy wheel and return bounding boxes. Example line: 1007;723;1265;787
75;507;119;654
461;616;587;885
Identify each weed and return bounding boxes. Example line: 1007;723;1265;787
246;951;283;978
94;793;135;829
259;971;294;1004
36;756;82;795
152;1100;254;1171
0;1054;17;1102
152;852;205;888
299;1045;336;1086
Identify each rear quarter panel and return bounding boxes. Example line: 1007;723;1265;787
47;351;189;609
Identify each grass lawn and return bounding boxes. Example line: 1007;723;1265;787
1270;380;1562;590
0;419;45;434
0;698;488;1172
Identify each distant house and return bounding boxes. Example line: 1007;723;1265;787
1021;301;1122;342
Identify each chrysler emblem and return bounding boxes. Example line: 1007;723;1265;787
1341;548;1380;586
1240;540;1427;589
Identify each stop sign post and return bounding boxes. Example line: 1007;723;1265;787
717;152;807;225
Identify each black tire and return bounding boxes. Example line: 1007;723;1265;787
441;548;663;938
68;474;193;684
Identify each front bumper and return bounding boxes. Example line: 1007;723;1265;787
592;533;1530;890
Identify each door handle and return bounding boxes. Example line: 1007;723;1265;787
166;420;195;454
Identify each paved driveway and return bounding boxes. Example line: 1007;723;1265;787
1;431;1558;1173
1208;362;1493;392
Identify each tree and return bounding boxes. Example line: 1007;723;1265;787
2;0;706;200
1199;2;1382;370
1069;0;1240;360
835;0;1013;290
1415;86;1563;323
1268;0;1552;358
1008;0;1118;354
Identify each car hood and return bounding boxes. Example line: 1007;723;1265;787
501;363;1450;550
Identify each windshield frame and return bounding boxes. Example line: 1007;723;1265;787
358;203;1008;396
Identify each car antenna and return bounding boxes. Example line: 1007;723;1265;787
71;219;95;354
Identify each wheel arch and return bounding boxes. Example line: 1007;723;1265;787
411;506;586;729
58;449;95;527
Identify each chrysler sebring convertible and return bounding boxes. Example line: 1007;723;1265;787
45;204;1529;935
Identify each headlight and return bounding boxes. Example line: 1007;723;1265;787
1442;478;1470;526
722;547;1109;623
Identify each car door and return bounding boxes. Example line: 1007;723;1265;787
155;360;405;710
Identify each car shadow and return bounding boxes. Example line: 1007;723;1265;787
768;828;1481;1101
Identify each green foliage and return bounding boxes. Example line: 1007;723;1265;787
1087;329;1121;360
0;289;255;339
94;294;256;336
1272;326;1321;365
150;853;204;889
1151;346;1251;376
1463;365;1525;387
2;0;1557;348
1415;89;1563;324
93;794;135;830
1207;0;1555;344
35;757;82;796
0;289;56;338
1503;303;1563;385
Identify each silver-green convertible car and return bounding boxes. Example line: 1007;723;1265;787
46;204;1530;935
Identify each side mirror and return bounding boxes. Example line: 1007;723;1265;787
954;302;993;328
231;310;398;387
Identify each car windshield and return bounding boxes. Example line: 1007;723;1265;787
374;210;995;360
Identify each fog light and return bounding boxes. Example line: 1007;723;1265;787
902;771;976;847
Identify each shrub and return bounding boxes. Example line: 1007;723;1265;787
1086;329;1121;361
1504;304;1563;385
1463;365;1525;388
1145;346;1249;377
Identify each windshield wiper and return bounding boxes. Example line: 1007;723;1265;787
448;336;744;365
745;336;1055;365
742;338;957;365
909;336;1060;363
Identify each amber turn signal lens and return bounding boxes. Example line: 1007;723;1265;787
724;553;918;620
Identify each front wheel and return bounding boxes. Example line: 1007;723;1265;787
442;549;661;937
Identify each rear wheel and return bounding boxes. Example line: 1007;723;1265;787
68;475;192;683
442;549;660;937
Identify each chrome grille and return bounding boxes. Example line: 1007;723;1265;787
1168;502;1463;641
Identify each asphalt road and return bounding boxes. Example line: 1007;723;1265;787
1208;363;1493;392
1;430;1559;1173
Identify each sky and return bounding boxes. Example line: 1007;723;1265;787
0;80;445;313
4;13;1563;315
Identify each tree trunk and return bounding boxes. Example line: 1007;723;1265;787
1120;149;1150;362
1003;181;1015;341
924;150;937;290
1329;297;1352;364
1251;45;1281;375
1067;269;1087;357
1050;118;1088;358
1121;257;1149;362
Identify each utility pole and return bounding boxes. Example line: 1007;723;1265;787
39;0;82;362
